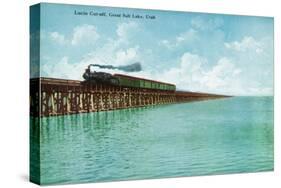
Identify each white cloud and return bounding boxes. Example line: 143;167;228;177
45;24;100;46
176;29;198;43
42;57;91;80
224;36;263;53
160;40;170;46
49;32;66;44
160;29;198;49
81;46;140;68
115;47;139;65
116;22;139;40
42;45;141;80
71;24;99;45
161;53;206;89
41;47;141;80
191;17;224;31
201;58;242;90
157;53;242;93
74;22;141;68
222;36;273;95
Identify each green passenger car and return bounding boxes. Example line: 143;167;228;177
114;74;176;91
117;75;140;88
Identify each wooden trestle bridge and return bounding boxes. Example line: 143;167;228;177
30;77;229;117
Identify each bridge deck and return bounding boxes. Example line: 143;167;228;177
30;77;229;117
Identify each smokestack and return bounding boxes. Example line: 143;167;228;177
89;62;142;72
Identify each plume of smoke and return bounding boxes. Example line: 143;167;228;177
89;62;142;72
117;62;142;72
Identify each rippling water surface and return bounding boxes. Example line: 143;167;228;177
34;97;273;184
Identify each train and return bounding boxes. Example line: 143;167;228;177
83;64;176;91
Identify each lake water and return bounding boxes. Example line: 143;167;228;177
32;97;274;185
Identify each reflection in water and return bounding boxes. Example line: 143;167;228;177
31;97;274;185
30;117;40;183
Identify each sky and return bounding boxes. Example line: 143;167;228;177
31;3;274;96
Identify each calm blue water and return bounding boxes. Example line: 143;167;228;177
36;97;273;184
